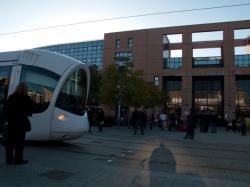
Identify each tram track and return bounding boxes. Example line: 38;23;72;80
27;138;250;177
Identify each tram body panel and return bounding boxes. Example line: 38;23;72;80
19;50;75;75
26;109;53;140
0;49;90;141
51;107;89;140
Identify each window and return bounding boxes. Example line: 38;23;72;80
163;50;182;69
0;66;11;129
163;34;182;44
163;77;182;113
193;48;222;67
193;77;223;115
55;69;87;115
128;38;133;48
154;76;159;86
115;51;133;63
20;65;60;113
236;76;250;117
234;46;250;67
116;39;121;48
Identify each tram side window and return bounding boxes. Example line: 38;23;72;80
20;65;60;113
55;69;87;116
0;66;11;131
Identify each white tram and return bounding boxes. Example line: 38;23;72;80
0;49;90;141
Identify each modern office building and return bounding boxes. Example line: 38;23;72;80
39;40;104;69
104;20;250;121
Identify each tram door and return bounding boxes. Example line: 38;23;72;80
0;66;11;134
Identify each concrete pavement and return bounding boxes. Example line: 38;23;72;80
1;126;250;187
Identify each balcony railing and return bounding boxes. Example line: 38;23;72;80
235;54;250;67
163;58;182;69
193;56;223;67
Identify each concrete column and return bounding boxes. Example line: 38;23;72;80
182;32;193;69
223;27;235;121
182;76;192;115
182;32;193;115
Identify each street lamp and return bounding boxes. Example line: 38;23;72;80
114;56;129;129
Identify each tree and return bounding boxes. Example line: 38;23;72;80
100;62;163;108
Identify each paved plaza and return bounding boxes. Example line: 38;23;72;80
1;127;250;187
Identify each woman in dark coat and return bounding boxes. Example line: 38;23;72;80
5;82;32;165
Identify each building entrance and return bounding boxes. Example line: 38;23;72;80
193;76;223;116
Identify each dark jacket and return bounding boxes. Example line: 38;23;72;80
6;93;32;132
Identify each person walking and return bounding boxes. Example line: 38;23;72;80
97;108;104;132
134;106;146;135
159;111;167;131
87;107;93;132
4;82;33;165
184;110;195;139
238;116;246;136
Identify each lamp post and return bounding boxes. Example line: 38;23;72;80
114;56;129;129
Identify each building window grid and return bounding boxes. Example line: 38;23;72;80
116;39;121;48
38;41;104;69
235;54;250;67
164;58;182;69
128;38;133;48
193;57;223;67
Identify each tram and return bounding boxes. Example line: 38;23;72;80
0;49;90;141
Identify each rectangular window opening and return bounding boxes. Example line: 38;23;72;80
128;38;133;48
163;50;182;69
163;34;182;44
235;46;250;67
115;39;121;48
234;28;250;40
192;31;223;42
193;48;222;67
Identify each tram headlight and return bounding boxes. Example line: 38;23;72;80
58;114;66;121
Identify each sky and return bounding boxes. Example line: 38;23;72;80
0;0;250;52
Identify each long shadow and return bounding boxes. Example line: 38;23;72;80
149;143;205;187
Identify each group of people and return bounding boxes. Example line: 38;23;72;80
87;107;104;133
1;82;249;165
226;116;247;136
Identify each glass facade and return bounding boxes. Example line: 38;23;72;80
164;58;182;69
163;77;182;113
193;57;223;67
0;66;11;132
115;39;121;48
115;51;133;64
128;38;133;48
235;54;250;67
38;40;104;69
193;77;223;115
236;76;250;117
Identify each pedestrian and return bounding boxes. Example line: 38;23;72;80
87;107;93;132
184;110;195;139
238;116;246;136
134;106;146;135
159;111;167;131
97;108;104;132
4;82;33;165
149;113;155;130
210;112;217;133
